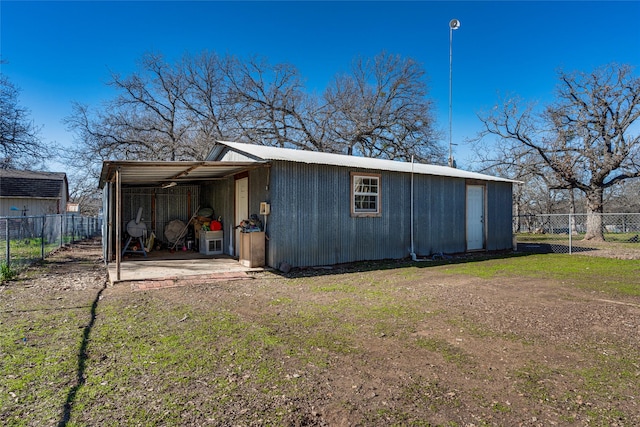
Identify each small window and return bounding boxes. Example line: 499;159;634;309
351;173;381;217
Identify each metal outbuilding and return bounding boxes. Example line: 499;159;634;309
100;142;518;279
208;141;517;268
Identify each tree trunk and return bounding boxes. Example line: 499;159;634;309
514;188;521;233
569;188;578;235
583;188;605;241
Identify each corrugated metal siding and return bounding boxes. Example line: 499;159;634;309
197;168;271;256
200;178;234;253
216;150;259;163
109;162;513;267
265;162;513;268
248;167;270;217
267;161;412;268
122;185;200;243
486;181;514;250
413;176;467;255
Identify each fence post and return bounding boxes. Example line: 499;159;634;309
4;218;10;267
568;213;572;255
60;214;64;248
41;215;46;259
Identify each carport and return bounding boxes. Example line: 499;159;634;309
99;160;266;283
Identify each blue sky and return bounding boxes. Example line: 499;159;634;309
2;1;639;171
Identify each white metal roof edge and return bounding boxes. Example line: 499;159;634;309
98;160;266;187
215;141;519;183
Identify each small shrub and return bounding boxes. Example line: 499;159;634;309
1;261;16;282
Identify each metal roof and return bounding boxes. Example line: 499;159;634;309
213;141;519;183
98;160;266;187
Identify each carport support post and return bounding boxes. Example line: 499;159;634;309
115;168;121;281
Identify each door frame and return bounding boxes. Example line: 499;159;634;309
234;174;249;257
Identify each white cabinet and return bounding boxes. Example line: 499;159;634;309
200;231;223;255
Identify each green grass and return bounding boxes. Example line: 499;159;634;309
71;297;294;425
445;254;640;296
1;261;17;281
2;249;640;426
511;345;639;426
0;307;90;426
415;337;471;367
1;236;74;267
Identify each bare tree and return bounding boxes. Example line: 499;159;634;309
0;70;54;170
325;52;443;162
606;180;640;213
476;64;640;240
65;50;444;182
65;53;207;164
212;52;443;162
67;167;103;216
180;51;251;145
222;55;329;151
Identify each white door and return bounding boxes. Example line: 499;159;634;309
466;185;485;250
234;177;249;257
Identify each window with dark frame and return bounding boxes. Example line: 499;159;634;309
351;173;381;216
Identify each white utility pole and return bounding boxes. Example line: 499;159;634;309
448;18;460;168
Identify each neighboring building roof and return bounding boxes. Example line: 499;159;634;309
210;141;519;183
0;169;67;198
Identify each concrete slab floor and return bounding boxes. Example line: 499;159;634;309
107;249;262;284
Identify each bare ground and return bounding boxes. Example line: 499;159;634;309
1;240;639;426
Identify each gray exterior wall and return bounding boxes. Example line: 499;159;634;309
486;181;514;251
200;178;234;251
0;197;63;217
412;175;467;256
260;161;513;268
266;161;407;268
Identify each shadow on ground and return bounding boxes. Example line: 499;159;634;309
273;249;536;279
516;242;597;254
57;281;107;427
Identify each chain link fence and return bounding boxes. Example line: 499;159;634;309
514;213;640;254
0;214;102;268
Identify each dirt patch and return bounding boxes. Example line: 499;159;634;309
2;241;639;426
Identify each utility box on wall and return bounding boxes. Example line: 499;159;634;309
200;230;223;255
240;231;265;267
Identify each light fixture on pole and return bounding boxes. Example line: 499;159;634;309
448;18;460;168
